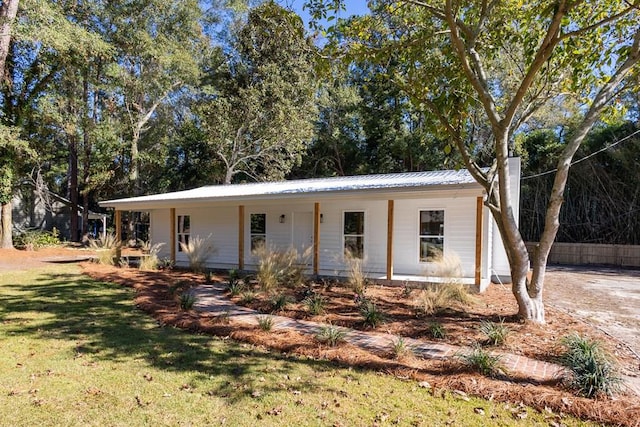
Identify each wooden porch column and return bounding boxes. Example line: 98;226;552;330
313;202;320;276
238;205;245;270
114;210;122;242
475;196;483;285
170;208;176;263
386;200;394;280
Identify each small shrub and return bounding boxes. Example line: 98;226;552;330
138;241;165;271
240;290;257;304
344;250;367;294
179;234;215;272
257;315;274;331
14;228;60;250
559;333;622;398
316;324;346;347
391;337;414;359
270;294;291;313
304;294;326;315
179;292;197;310
479;318;510;346
360;301;386;328
89;234;122;266
428;322;447;339
459;345;504;377
400;281;413;298
159;258;175;270
254;244;309;292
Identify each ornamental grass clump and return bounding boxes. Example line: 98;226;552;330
391;337;414;360
257;315;274;331
89;233;122;266
303;293;326;315
428;322;447;339
559;333;622;398
254;244;309;291
413;283;475;316
479;318;510;346
269;294;291;313
138;241;165;271
316;324;346;347
359;301;386;328
344;250;367;294
179;235;215;273
179;292;197;310
458;345;504;378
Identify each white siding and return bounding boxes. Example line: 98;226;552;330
149;209;171;259
393;196;477;278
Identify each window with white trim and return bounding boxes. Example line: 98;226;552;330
419;210;444;262
343;211;364;258
250;213;266;251
177;215;190;252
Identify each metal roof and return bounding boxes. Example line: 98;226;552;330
100;169;481;209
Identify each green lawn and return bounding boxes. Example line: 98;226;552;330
0;265;594;426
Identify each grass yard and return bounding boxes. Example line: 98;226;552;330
0;265;596;426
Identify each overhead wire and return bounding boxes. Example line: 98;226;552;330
520;128;640;180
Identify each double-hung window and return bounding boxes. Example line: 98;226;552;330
343;211;365;259
177;215;190;252
419;210;444;262
250;213;266;251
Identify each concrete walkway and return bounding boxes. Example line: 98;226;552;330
193;284;565;383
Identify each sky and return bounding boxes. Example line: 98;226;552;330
277;0;371;28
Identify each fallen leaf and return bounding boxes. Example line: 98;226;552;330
474;407;485;415
418;381;431;389
267;406;282;416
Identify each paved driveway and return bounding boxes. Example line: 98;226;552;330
545;265;640;357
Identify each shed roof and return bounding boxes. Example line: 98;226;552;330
100;169;481;209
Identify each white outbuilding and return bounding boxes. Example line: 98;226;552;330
100;158;521;291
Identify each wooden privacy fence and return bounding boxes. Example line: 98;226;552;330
525;242;640;267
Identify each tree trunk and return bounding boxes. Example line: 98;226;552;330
68;134;79;242
0;0;19;83
1;201;13;248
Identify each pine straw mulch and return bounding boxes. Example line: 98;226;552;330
81;263;640;427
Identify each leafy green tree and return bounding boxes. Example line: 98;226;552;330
198;1;318;184
308;0;640;323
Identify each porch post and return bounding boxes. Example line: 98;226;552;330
115;210;122;242
238;205;245;270
386;200;394;280
102;215;107;241
170;208;176;263
313;202;320;276
475;196;483;285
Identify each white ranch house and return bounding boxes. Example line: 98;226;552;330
100;158;521;291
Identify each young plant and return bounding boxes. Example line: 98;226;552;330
226;280;245;296
89;234;122;266
179;234;215;273
479;319;510;346
391;337;414;359
303;294;326;316
458;345;504;377
359;301;386;328
270;294;291;313
428;322;447;339
257;315;274;331
316;324;346;347
240;290;257;304
559;333;622;398
179;292;197;310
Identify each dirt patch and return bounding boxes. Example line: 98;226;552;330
80;262;640;427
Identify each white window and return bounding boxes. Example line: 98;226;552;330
177;215;190;252
343;211;364;258
250;213;266;251
419;210;444;262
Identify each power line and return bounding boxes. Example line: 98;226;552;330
521;128;640;180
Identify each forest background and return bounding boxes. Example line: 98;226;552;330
1;0;638;248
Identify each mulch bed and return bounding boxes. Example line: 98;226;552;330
81;263;640;427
